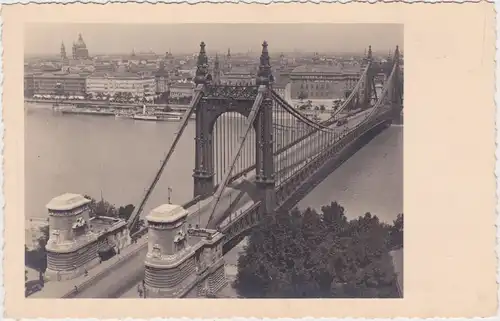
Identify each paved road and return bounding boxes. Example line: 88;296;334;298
74;247;148;298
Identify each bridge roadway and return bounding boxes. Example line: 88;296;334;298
71;107;374;298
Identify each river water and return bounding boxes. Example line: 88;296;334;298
26;107;402;223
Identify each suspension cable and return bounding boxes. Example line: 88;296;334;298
127;85;205;232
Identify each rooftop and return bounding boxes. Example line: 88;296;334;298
88;71;154;79
225;67;253;75
170;82;194;89
31;72;88;79
146;204;188;224
292;64;361;75
46;193;91;211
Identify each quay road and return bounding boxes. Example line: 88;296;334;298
25;98;189;110
70;107;376;298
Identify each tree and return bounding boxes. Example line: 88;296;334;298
388;214;404;250
84;195;117;217
234;202;402;298
25;225;49;280
298;91;308;101
118;204;136;221
321;202;347;233
83;194;136;222
159;91;170;104
113;92;122;102
320;105;326;111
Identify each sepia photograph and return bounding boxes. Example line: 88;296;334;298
22;23;405;299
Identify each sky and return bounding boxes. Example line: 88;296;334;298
25;23;403;56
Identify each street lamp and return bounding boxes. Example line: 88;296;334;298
167;187;172;204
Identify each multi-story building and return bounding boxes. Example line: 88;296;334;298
273;67;292;100
94;62;116;73
130;49;157;62
289;64;361;100
169;82;194;98
273;83;286;100
86;72;156;98
24;73;35;97
154;61;169;94
220;67;255;86
30;72;87;96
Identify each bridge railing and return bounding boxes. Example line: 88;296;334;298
218;200;256;230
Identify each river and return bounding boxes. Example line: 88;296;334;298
26;107;402;223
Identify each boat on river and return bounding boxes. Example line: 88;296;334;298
133;114;160;121
61;108;115;116
115;113;133;119
132;105;183;122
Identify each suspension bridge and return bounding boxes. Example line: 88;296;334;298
44;40;403;298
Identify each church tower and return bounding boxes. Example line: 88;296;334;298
279;52;287;69
60;42;67;61
213;53;221;84
225;48;232;72
72;41;76;60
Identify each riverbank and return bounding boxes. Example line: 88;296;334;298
26;101;192;121
25;98;190;111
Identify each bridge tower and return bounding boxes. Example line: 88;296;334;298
143;204;227;298
144;204;193;297
254;41;277;215
192;41;277;217
193;42;214;198
362;45;374;109
44;193;99;281
389;46;404;116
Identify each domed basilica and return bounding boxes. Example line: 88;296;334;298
71;33;89;60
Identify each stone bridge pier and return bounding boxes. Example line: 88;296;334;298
144;204;227;298
43;193;131;282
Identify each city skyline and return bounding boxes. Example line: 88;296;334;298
25;23;403;56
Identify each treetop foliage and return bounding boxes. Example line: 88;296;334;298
83;195;135;221
235;202;403;298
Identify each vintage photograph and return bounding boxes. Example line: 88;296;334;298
24;23;404;299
